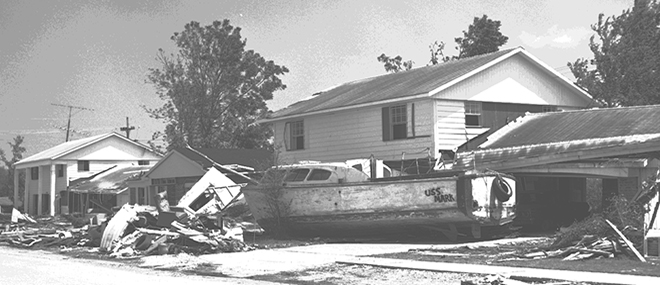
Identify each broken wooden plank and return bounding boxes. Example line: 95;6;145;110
605;219;646;262
135;228;180;237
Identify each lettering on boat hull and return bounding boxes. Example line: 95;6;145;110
424;187;455;203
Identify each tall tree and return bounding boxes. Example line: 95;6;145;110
0;135;26;198
568;0;660;107
377;53;414;73
453;15;509;59
146;20;288;150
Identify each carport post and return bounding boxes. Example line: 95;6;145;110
50;163;56;216
13;168;19;209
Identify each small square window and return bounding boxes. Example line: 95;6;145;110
78;160;90;172
465;102;482;127
138;160;150;166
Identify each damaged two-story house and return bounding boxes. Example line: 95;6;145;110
261;47;596;170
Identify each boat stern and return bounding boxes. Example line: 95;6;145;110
459;173;516;226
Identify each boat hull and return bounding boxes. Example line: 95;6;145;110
242;172;516;236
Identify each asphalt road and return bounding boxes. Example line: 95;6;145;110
0;246;278;285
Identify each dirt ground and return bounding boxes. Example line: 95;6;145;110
5;228;655;285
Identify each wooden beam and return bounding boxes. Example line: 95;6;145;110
605;219;646;262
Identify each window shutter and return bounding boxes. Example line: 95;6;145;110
283;122;291;150
382;107;391;141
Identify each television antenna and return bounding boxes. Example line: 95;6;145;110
51;103;95;142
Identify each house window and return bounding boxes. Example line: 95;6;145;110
542;106;557;112
77;160;90;172
138;160;150;166
465;102;482;127
382;105;408;141
57;165;64;177
285;121;304;150
30;167;39;180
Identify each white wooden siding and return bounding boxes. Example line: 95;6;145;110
275;99;434;163
433;54;589;107
434;100;489;153
66;160;137;181
59;135;161;161
147;152;205;179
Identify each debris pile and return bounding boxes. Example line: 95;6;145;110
99;204;254;259
0;204;256;259
0;211;90;249
505;216;647;262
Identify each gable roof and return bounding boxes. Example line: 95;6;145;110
174;148;272;170
456;105;660;170
15;132;160;167
264;47;594;122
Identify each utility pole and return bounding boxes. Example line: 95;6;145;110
51;103;94;142
120;117;135;139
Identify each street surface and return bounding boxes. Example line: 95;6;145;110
0;246;277;285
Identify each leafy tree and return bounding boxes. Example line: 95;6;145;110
453;15;509;59
377;53;414;73
429;41;450;65
146;19;288;150
0;135;26;199
378;15;508;70
568;0;660;107
427;15;509;65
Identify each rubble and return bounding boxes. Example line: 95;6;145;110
0;200;257;259
500;215;648;262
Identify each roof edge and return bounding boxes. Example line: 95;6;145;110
517;49;597;107
259;93;429;123
468;133;660;157
428;47;523;96
143;149;204;179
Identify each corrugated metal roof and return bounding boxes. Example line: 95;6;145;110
175;148;272;169
69;165;152;194
457;105;660;170
269;48;519;119
482;105;660;149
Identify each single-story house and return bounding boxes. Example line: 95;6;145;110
260;47;596;171
126;148;271;205
13;132;162;216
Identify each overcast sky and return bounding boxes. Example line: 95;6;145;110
0;0;632;156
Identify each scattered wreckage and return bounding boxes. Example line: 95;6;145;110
0;179;258;258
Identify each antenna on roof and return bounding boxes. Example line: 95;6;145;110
51;103;95;142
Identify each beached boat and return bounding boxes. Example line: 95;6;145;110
242;162;516;239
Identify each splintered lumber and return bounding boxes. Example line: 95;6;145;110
605;219;646;262
171;221;203;236
574;248;613;258
136;228;180;237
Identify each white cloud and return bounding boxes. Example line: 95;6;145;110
519;25;592;49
